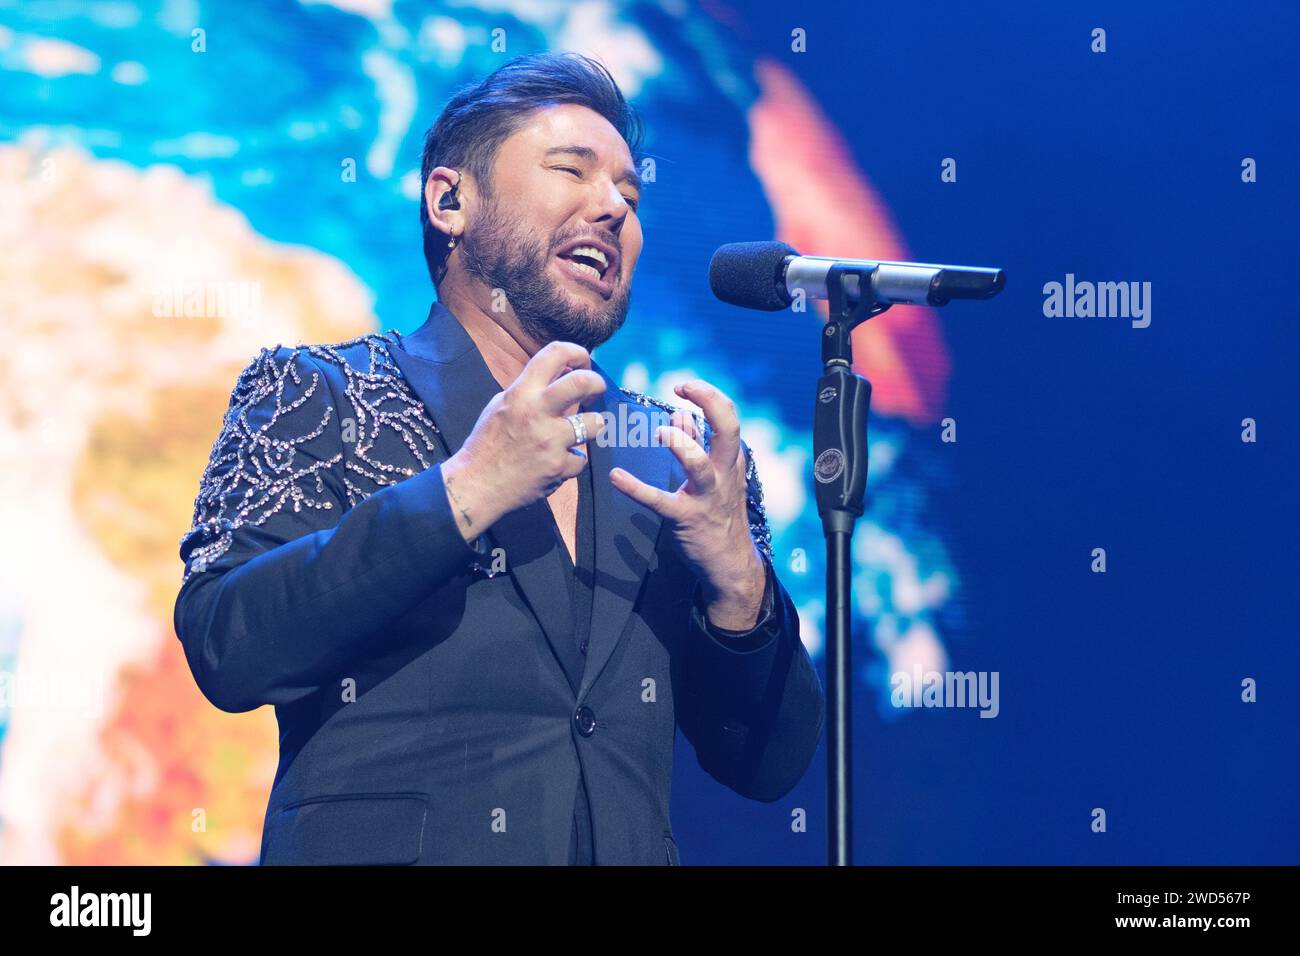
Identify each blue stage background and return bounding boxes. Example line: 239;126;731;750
0;0;1294;864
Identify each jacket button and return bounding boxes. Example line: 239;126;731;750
579;640;588;655
574;705;596;737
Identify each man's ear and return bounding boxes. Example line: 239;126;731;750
424;168;464;238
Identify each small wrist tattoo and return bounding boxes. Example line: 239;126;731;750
445;474;474;528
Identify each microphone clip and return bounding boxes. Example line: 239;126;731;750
822;263;889;367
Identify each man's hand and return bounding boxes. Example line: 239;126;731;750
609;379;766;631
442;341;607;544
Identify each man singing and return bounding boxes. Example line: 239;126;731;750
174;52;824;866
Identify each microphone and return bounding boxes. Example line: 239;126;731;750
709;241;1006;311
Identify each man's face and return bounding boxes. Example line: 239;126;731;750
457;103;643;353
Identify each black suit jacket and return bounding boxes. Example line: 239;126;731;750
174;302;825;865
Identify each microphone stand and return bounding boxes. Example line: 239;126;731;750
813;264;889;866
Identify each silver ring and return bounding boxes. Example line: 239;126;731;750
567;413;588;447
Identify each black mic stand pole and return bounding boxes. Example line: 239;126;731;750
813;265;889;866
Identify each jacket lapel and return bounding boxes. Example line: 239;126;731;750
580;368;670;701
388;302;673;702
390;302;581;694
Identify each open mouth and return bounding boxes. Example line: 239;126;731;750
555;242;617;296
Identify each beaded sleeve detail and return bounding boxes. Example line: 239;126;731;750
179;333;441;582
620;388;774;564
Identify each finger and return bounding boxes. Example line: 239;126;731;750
554;410;607;448
669;408;701;444
609;467;685;522
656;425;716;494
557;445;590;481
540;368;606;415
673;379;741;470
522;341;591;391
553;415;605;484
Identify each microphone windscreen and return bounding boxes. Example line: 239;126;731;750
708;241;798;311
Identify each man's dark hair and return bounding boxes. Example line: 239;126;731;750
418;52;645;289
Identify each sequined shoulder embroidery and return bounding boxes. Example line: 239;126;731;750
180;332;439;580
305;333;441;503
620;387;774;563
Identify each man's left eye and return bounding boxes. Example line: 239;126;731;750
555;165;637;210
